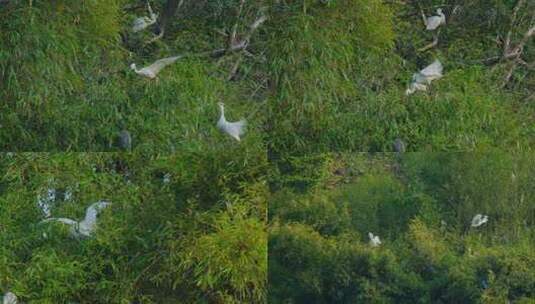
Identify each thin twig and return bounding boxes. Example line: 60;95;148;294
418;33;439;52
230;0;246;47
504;0;526;56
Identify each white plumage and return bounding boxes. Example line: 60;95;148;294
132;2;158;33
368;232;381;247
163;173;171;184
424;8;446;31
37;188;56;218
471;214;489;228
40;201;111;239
217;102;246;141
406;59;443;95
2;292;17;304
130;56;181;79
37;188;74;218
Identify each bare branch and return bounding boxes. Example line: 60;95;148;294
504;0;526;55
210;13;267;58
243;14;268;46
418;34;439;52
502;62;517;88
230;0;246;47
505;25;535;59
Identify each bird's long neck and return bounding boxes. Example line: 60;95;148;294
84;213;97;225
131;64;141;74
218;105;226;122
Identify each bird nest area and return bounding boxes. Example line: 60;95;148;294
1;0;535;303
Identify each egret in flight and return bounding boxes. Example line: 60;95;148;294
406;59;443;95
132;1;158;33
471;214;488;228
130;56;182;79
2;292;17;304
40;201;111;239
368;232;381;247
423;8;446;31
217;102;246;141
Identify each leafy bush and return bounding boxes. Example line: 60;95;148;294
0;153;267;303
269;152;535;303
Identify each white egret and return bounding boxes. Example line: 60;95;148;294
130;56;182;79
368;232;381;247
2;292;17;304
217;102;246;141
132;1;158;33
162;173;171;184
40;201;111;239
423;8;446;31
471;214;489;228
406;59;443;95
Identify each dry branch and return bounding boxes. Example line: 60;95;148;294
496;0;534;87
418;33;439;52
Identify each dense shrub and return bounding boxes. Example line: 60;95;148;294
0;153;267;303
269;152;535;303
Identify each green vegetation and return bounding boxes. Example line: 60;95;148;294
1;0;534;303
0;153;267;303
269;152;535;303
0;0;533;151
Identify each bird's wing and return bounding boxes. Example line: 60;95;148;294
149;56;182;73
41;217;78;226
471;214;482;226
3;292;18;304
420;60;443;77
235;119;246;136
132;17;148;32
225;120;246;137
412;72;427;84
426;16;441;30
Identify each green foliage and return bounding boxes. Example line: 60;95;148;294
166;205;267;303
1;0;534;151
0;153;267;303
0;0;268;151
270;152;535;303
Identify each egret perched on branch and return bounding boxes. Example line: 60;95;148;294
132;1;158;33
130;56;182;79
406;59;443;95
471;214;488;228
368;232;381;247
423;8;446;31
217;102;246;141
40;201;111;239
2;292;17;304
